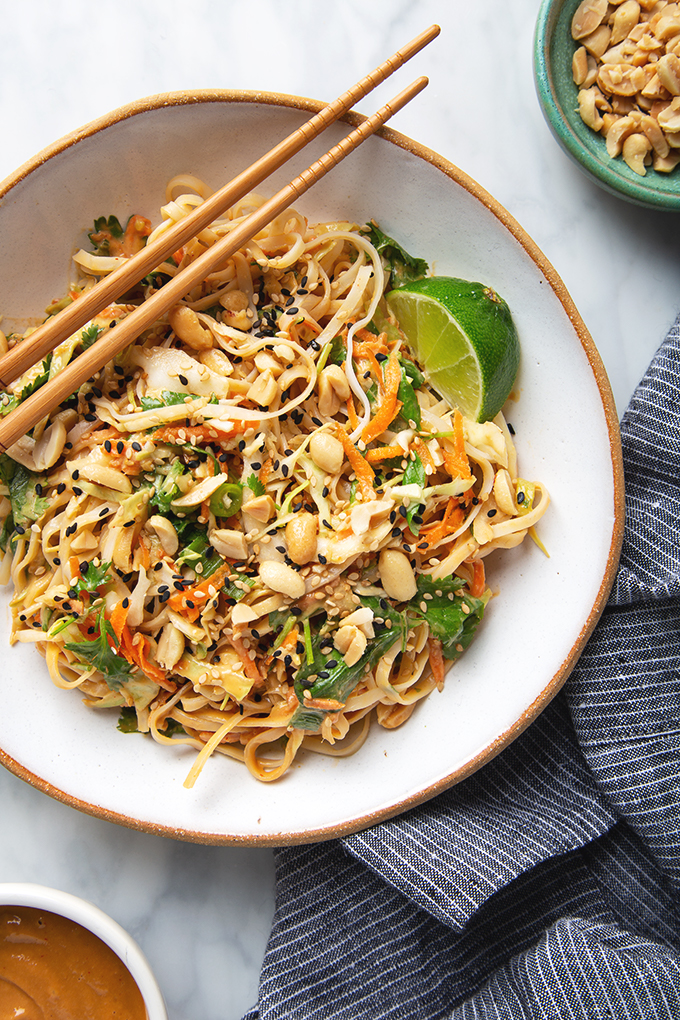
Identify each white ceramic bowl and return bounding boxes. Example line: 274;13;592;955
0;882;167;1018
0;91;623;844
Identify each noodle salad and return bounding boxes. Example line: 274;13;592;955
0;176;549;784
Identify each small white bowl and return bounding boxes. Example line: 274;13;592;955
0;882;167;1019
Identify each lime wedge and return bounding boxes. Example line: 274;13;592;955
386;277;520;422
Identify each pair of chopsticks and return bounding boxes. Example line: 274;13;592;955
0;24;440;453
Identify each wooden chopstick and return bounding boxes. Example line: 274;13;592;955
0;75;428;453
0;24;439;390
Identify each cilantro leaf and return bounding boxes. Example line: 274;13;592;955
88;215;124;256
361;221;429;289
408;574;488;660
117;706;139;733
65;607;133;691
246;473;265;497
72;560;112;598
79;323;103;350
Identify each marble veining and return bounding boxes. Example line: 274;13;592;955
0;1;678;1017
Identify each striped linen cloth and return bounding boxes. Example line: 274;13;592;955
244;316;680;1020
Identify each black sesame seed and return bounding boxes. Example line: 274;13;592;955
487;508;497;518
57;483;66;494
322;486;329;498
153;562;163;571
35;484;43;496
71;469;80;480
123;520;135;528
507;422;515;435
186;600;195;609
122;597;130;609
132;441;142;452
517;492;525;504
73;487;82;496
104;440;112;452
178;374;188;386
311;417;322;427
116;441;124;454
290;607;302;617
84;414;96;422
159;592;170;603
318;554;327;564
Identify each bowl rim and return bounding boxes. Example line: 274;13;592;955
0;881;167;1017
533;0;680;211
0;88;625;845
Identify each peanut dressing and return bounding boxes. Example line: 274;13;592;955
0;906;146;1020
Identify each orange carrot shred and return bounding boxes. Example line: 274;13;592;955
470;560;486;598
361;350;402;445
364;444;404;464
335;429;375;500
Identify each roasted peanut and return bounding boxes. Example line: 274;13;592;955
168;304;213;350
611;2;641;45
285;513;318;565
572;0;609;40
622;130;653;171
657;51;680;91
578;88;605;129
317;364;351;417
309;432;344;474
583;24;612;57
333;623;368;667
247;368;278;408
259;559;306;599
157;623;185;671
378;549;417;602
209;529;249;560
148;514;179;556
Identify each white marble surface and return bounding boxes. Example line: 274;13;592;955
0;1;677;1017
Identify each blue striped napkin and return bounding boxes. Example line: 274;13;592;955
245;316;680;1020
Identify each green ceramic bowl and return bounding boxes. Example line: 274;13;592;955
534;0;680;210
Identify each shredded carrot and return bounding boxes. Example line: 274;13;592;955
109;601;130;642
354;328;389;354
364;444;403;464
229;634;263;681
119;627;174;689
469;560;486;598
172;247;185;265
443;409;472;479
361;350;402;445
419;497;466;549
167;562;231;622
413;437;436;475
346;395;360;432
428;638;446;690
138;537;151;571
258;457;273;486
335;429;375;500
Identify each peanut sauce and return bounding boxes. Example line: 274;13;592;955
0;905;147;1020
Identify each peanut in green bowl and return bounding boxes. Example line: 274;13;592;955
534;0;680;210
